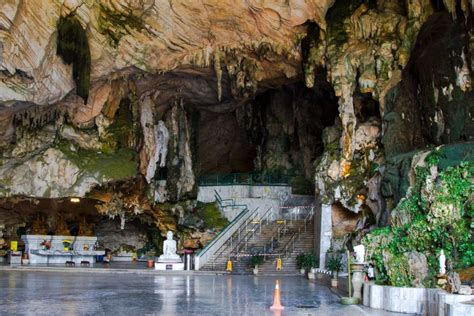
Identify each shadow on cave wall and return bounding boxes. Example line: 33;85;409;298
383;10;474;157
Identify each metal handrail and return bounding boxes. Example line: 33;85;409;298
209;207;260;269
280;209;314;258
200;172;291;186
228;207;274;256
196;206;250;258
227;209;315;261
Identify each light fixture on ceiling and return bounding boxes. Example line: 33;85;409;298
70;197;80;203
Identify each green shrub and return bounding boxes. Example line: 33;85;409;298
364;159;473;286
250;255;264;268
326;254;343;278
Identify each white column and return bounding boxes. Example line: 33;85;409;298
319;204;332;269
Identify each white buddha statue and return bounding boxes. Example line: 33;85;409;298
158;231;181;262
354;245;365;264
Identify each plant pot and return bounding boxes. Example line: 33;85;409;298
147;259;155;268
22;259;29;265
331;278;338;288
253;266;259;275
300;268;306;275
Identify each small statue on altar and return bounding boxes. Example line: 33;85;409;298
367;262;375;280
40;240;51;250
55;216;70;236
158;231;181;262
31;215;47;235
78;217;94;236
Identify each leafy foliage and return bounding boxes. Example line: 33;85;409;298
364;158;473;287
250;255;264;268
326;254;343;277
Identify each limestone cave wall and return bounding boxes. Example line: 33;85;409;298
0;0;472;268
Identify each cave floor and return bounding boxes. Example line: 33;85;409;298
0;271;407;315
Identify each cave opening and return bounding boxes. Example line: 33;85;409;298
195;72;339;194
0;194;163;257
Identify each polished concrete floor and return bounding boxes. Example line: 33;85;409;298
0;271;404;315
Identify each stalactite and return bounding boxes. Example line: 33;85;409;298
213;49;223;102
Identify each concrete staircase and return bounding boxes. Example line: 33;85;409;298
200;218;314;275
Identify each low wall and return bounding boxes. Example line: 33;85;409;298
197;185;291;203
363;282;474;315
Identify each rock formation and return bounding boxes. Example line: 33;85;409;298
0;1;472;272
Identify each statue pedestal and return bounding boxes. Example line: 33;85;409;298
155;261;184;271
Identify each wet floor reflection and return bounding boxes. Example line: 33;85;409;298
0;271;401;315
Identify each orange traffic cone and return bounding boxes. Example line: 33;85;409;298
270;280;284;310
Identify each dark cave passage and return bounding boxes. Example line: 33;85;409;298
195;75;340;192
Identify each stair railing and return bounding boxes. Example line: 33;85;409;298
303;207;314;232
227;206;274;257
195;206;254;270
280;209;315;258
209;207;261;269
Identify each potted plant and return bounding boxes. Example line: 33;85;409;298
21;252;29;265
304;253;318;273
326;254;343;288
250;255;264;275
296;253;306;275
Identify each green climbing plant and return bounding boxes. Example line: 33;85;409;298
363;157;473;287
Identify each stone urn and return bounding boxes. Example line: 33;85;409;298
350;263;365;301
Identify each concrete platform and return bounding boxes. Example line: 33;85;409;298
155;262;184;271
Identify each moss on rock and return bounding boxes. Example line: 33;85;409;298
56;140;137;180
198;202;228;230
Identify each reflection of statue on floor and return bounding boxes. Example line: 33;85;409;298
158;231;181;262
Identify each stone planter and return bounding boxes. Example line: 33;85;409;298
331;278;338;288
300;268;306;275
21;258;29;265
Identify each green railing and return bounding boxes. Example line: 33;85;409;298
199;172;290;186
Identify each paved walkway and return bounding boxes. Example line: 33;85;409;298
0;270;406;315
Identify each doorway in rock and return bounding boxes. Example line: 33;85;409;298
195;75;340;195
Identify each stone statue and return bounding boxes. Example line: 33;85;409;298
439;249;446;275
158;231;181;262
354;244;365;263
